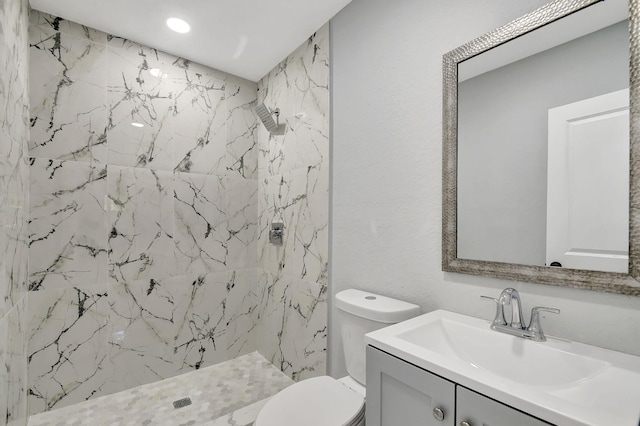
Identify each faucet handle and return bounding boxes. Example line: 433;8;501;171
531;306;560;315
480;295;507;327
527;306;560;342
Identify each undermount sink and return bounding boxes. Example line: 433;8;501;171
365;310;640;426
396;316;609;387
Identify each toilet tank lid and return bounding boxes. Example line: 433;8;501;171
335;289;421;323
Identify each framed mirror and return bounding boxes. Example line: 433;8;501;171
442;0;640;295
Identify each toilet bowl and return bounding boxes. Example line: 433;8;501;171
254;289;421;426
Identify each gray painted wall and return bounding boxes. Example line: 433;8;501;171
458;21;629;266
329;0;640;379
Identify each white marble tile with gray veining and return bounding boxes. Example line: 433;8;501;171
105;276;181;392
0;132;28;319
225;81;259;179
171;76;227;175
174;174;257;275
1;0;30;66
256;270;327;381
29;21;107;162
0;312;8;424
173;272;229;373
0;313;7;423
106;43;175;169
30;10;107;45
257;25;329;178
23;11;331;419
1;297;28;426
285;165;329;286
173;172;228;275
256;23;329;287
224;269;258;359
0;0;29;143
2;0;30;423
252;24;329;384
224;178;258;271
1;55;28;146
26;271;261;412
258;165;328;286
107;35;254;177
173;269;259;373
28;158;107;291
257;174;293;278
107;37;229;173
27;285;112;414
108;35;226;85
107;166;175;283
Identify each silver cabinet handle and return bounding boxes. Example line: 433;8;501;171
460;422;472;426
433;407;445;421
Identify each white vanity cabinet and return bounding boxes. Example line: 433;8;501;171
366;346;552;426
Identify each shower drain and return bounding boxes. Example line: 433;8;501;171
173;397;192;409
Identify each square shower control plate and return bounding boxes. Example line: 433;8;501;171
269;222;284;245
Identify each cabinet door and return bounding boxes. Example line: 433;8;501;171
366;346;456;426
456;386;553;426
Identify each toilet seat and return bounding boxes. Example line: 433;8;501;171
255;376;365;426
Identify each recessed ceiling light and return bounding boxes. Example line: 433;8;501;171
166;17;190;34
131;122;144;128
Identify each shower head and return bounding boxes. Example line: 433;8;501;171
255;103;280;133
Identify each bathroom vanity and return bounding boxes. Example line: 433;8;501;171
367;346;550;426
365;310;640;426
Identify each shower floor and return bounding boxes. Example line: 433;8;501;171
27;352;294;426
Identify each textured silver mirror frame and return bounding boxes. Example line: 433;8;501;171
442;0;640;295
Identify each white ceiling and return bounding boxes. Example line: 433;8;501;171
29;0;352;82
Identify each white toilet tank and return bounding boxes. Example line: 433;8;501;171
335;289;421;386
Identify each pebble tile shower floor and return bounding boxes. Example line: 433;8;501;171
27;352;294;426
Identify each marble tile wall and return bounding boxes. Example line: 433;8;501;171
255;24;330;381
26;9;329;416
27;10;260;415
0;0;30;424
27;270;258;414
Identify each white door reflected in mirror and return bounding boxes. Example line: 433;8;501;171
546;89;629;273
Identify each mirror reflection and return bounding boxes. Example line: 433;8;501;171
456;0;629;273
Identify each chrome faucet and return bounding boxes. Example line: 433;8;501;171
481;288;559;342
498;287;525;329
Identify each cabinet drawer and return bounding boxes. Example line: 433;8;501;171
456;386;553;426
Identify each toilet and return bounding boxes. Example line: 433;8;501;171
254;289;421;426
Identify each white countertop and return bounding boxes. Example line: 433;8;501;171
365;310;640;426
